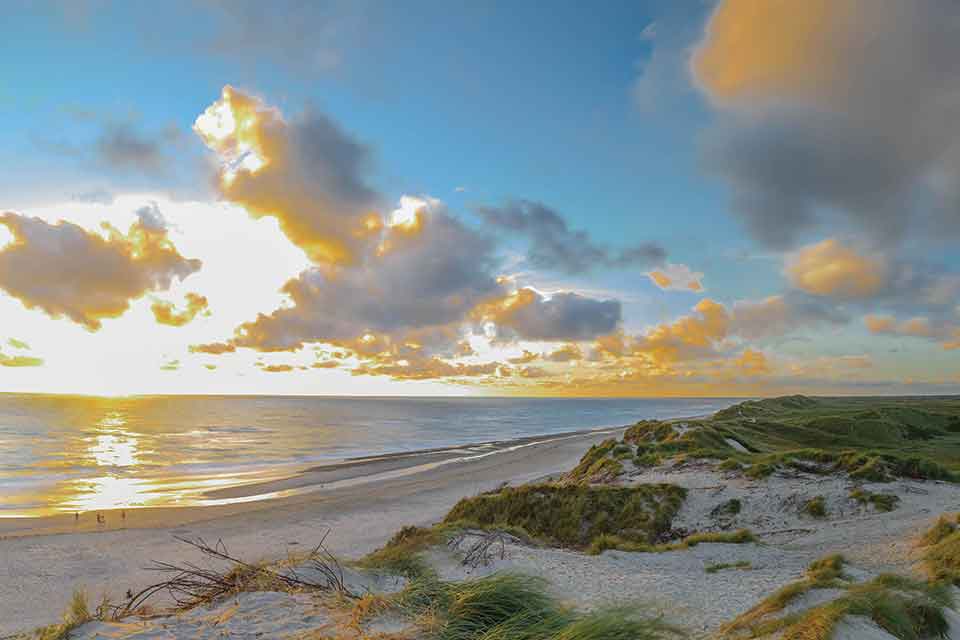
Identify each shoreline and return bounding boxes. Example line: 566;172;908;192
0;425;622;636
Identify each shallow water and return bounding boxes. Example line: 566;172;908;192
0;394;739;516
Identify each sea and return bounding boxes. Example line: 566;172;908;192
0;394;741;517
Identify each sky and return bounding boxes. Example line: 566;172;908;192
0;0;958;397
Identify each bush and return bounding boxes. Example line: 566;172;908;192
444;483;686;549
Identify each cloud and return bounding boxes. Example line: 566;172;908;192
647;263;704;292
0;351;43;367
785;238;887;299
730;294;845;341
160;359;180;371
544;343;583;363
475;200;666;274
72;188;115;205
96;123;168;173
0;208;201;330
864;313;959;350
476;287;621;342
694;0;960;248
151;292;210;327
7;338;30;350
633;298;730;365
190;342;237;355
732;348;770;376
195;86;381;265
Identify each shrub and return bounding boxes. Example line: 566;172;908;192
803;496;828;518
444;483;686;550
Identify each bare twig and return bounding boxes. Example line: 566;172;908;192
448;530;523;568
115;530;355;617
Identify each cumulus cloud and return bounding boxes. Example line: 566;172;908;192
693;0;960;248
151;292;210;327
0;209;201;330
0;339;43;368
476;287;621;342
96;123;169;173
785;238;887;299
475;200;667;274
647;263;704;292
195;86;381;265
864;314;959;350
731;294;845;341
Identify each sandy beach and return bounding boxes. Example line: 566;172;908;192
0;427;619;636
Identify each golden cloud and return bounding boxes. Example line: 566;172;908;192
0;210;201;330
691;0;856;106
195;86;381;265
785;238;886;298
152;292;210;327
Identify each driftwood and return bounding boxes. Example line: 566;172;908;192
447;530;524;568
112;530;353;618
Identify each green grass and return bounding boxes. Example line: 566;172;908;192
565;439;626;484
721;553;954;640
356;524;448;578
587;528;756;555
850;487;901;512
803;495;828;518
623;396;960;483
32;590;94;640
706;560;752;574
395;572;678;640
920;514;960;584
444;483;687;550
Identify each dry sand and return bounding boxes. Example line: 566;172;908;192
0;427;619;637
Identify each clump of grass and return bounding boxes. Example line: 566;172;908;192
850;487;901;512
444;483;686;550
612;443;634;459
587;528;756;555
710;498;742;518
705;560;752;574
719;458;742;472
722;554;848;635
920;514;960;584
357;525;445;578
396;572;677;640
33;589;95;640
565;440;625;484
745;462;776;479
777;575;952;640
803;495;828;518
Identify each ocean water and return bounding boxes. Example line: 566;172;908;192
0;394;740;517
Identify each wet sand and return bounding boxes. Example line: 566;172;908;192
0;427;619;637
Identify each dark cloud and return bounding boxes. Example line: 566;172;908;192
695;1;960;249
195;86;382;265
479;287;622;342
0;208;201;330
96;123;168;173
220;207;503;353
476;200;666;274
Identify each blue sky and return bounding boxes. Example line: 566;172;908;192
0;1;957;396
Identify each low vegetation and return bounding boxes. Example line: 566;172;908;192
803;495;828;518
443;483;687;550
31;590;94;640
393;572;678;640
850;487;901;512
587;529;756;555
705;561;752;574
709;497;742;518
919;513;960;584
564;439;626;484
722;553;955;640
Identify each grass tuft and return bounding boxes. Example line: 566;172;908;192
803;496;828;519
705;561;752;574
444;483;686;550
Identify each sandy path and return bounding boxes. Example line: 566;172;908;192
0;429;615;637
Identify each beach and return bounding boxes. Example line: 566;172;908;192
0;427;619;636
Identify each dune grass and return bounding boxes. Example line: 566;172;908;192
706;561;752;574
803;496;828;518
31;590;94;640
395;572;678;640
443;483;687;550
721;553;954;640
919;514;960;584
587;528;756;555
850;487;901;512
